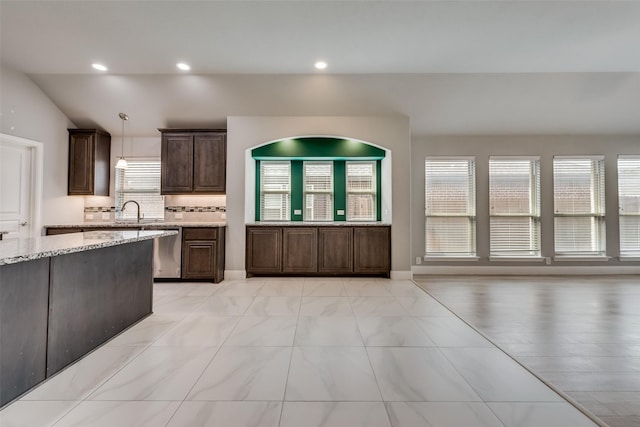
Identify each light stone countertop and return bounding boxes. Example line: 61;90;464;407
44;222;226;229
0;230;177;265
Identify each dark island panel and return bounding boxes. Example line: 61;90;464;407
47;240;154;376
0;258;50;406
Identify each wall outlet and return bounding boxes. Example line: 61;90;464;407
294;209;302;215
101;212;110;220
545;257;551;265
85;213;94;220
174;212;183;219
337;209;345;216
416;256;422;264
220;213;226;219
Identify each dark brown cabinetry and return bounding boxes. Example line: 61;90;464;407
246;225;390;277
246;227;282;274
160;129;226;194
181;227;225;283
68;129;111;196
283;227;318;273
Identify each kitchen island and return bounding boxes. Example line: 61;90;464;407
0;230;176;407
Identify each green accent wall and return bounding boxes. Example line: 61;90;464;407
334;161;347;221
291;161;303;221
255;160;261;222
252;137;385;160
376;160;382;221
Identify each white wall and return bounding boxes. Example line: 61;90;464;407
227;116;412;279
411;135;640;272
0;64;81;227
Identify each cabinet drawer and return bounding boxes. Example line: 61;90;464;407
183;227;218;241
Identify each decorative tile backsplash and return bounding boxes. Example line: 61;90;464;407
165;206;226;213
84;206;116;213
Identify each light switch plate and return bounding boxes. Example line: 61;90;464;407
85;213;94;220
337;210;345;215
101;212;110;220
294;209;302;215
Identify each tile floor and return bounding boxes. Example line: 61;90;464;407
0;278;598;427
415;275;640;427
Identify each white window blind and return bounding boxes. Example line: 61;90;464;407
553;157;605;256
346;161;376;221
618;156;640;257
115;159;164;220
489;157;541;257
304;161;333;221
260;161;291;221
424;158;476;256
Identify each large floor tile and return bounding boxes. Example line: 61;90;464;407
214;282;264;296
88;347;217;400
258;281;304;296
395;296;452;316
187;347;291;401
151;314;238;347
225;316;297;346
344;282;393;296
22;346;144;401
300;296;353;316
385;402;504;427
52;401;180;427
366;347;481;402
414;316;493;347
349;297;408;317
303;281;347;296
244;296;301;316
106;313;185;347
194;296;255;315
286;347;382;401
356;317;435;347
166;401;281;427
153;295;205;313
487;402;598;427
0;401;77;427
441;348;563;402
295;316;364;346
280;402;391;427
384;282;428;298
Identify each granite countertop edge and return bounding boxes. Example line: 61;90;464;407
44;222;227;229
0;230;177;266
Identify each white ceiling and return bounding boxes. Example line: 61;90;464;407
2;1;640;136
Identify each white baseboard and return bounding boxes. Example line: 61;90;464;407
412;265;640;276
224;270;247;280
391;270;413;280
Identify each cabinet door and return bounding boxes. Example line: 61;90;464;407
46;228;81;235
182;241;216;279
318;227;353;273
246;227;282;274
283;227;318;273
353;227;391;275
193;133;226;193
161;133;193;194
68;132;94;195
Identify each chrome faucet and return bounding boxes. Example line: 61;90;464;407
121;200;141;222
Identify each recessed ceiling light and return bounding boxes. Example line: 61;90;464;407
314;61;328;70
91;63;108;71
176;62;191;71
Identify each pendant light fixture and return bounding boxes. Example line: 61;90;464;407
115;113;129;169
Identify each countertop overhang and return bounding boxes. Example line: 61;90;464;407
44;222;226;229
0;230;177;265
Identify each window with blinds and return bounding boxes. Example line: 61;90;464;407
304;161;333;221
553;157;605;256
489;157;541;257
260;161;291;221
115;159;164;220
618;156;640;257
346;161;376;221
424;158;476;256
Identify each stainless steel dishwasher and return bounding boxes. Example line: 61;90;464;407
153;228;182;278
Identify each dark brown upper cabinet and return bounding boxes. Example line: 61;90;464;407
68;129;111;196
160;129;226;194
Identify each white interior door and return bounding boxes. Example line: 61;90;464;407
0;137;37;238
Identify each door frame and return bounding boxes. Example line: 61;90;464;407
0;133;44;237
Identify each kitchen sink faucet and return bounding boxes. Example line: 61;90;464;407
121;200;141;222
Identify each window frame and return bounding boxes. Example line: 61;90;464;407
346;160;377;222
489;156;542;258
303;161;334;221
424;156;477;257
115;157;164;220
618;155;640;258
259;160;292;222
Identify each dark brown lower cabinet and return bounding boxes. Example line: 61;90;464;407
354;226;391;275
283;227;318;273
318;227;353;273
246;227;282;274
181;227;225;283
246;225;390;277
